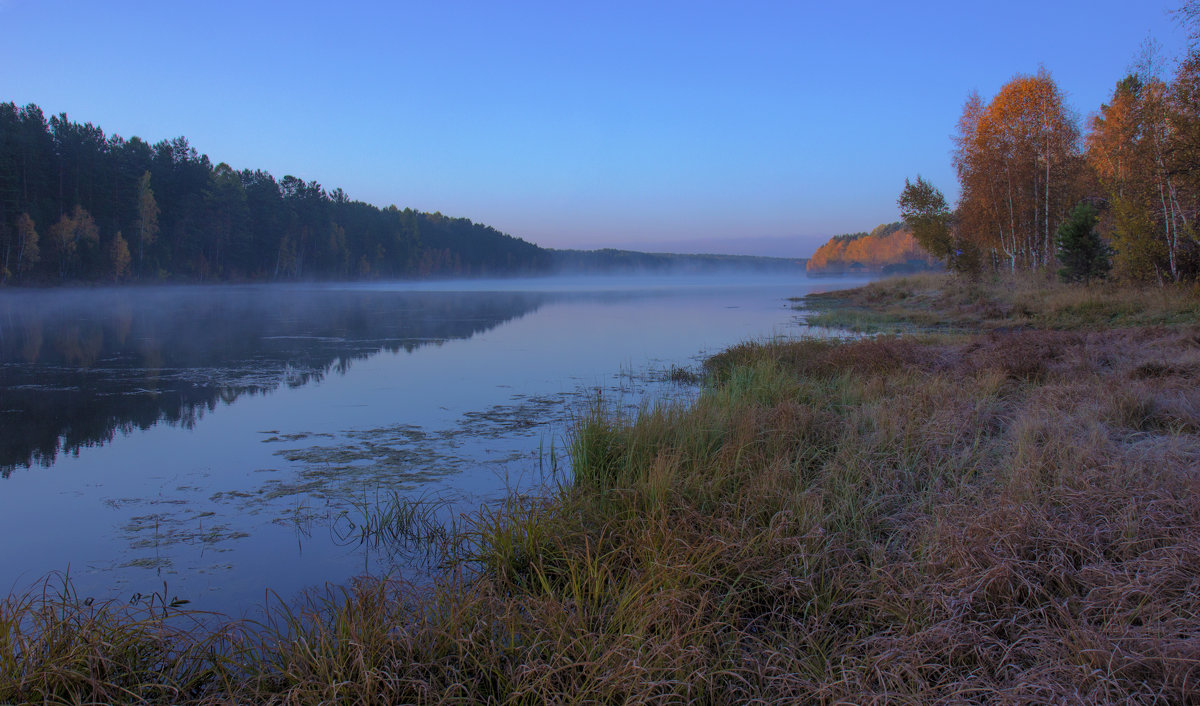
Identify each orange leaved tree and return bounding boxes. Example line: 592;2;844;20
953;69;1084;271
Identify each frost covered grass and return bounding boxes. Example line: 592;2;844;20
804;270;1200;332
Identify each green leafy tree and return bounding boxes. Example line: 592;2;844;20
898;176;953;259
1056;202;1112;283
897;175;982;274
0;102;553;285
1109;195;1167;282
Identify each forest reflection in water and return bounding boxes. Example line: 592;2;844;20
0;275;869;614
0;285;548;475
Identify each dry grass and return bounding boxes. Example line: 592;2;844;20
0;577;239;704
4;276;1200;703
804;271;1200;332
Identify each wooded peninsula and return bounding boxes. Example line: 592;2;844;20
804;222;940;275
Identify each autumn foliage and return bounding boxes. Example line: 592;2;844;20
806;223;939;274
952;69;1085;271
1086;58;1200;282
912;53;1200;283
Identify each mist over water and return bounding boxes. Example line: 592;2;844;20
0;285;548;474
0;273;871;615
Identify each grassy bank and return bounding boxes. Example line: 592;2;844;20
803;271;1200;332
4;274;1200;703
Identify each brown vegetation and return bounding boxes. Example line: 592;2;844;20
804;271;1200;332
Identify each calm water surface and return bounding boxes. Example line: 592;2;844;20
0;274;870;615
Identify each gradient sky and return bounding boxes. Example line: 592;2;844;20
0;1;1190;256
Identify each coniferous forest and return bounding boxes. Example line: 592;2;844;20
0;103;554;284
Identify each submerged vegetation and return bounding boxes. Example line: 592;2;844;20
3;272;1199;703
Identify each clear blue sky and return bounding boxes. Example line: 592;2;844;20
0;1;1190;256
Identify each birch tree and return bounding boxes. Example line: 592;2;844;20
953;70;1081;271
1086;67;1200;282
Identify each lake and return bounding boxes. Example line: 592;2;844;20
0;273;870;615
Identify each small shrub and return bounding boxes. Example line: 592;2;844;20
1057;201;1113;284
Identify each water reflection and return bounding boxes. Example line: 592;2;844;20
0;286;547;475
0;275;872;612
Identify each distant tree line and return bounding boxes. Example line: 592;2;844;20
0;103;553;284
900;15;1200;283
551;248;805;274
825;224;904;246
806;222;940;275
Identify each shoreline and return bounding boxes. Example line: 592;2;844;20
5;272;1200;703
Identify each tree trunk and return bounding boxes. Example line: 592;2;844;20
1158;178;1178;281
1045;154;1052;268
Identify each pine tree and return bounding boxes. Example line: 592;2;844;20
136;170;158;275
1056;202;1112;283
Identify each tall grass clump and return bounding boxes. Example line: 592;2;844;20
449;325;1200;702
0;577;235;704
